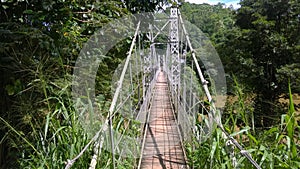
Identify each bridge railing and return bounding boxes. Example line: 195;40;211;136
66;20;161;169
164;7;262;169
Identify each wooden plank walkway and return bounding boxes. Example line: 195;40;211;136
140;72;187;169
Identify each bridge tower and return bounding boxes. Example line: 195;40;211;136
169;6;180;110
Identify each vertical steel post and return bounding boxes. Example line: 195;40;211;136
143;25;152;100
170;7;180;113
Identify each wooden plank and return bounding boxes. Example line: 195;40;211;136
141;72;187;169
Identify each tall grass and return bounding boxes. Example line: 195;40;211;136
1;76;91;168
186;80;300;168
0;27;142;168
1;76;139;168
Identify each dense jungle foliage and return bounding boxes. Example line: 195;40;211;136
0;0;299;168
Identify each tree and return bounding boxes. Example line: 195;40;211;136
0;0;164;167
233;0;300;126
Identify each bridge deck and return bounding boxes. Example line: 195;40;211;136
140;72;187;169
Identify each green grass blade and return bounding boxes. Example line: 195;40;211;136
0;116;40;154
44;113;50;140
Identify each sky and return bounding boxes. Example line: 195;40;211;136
185;0;241;9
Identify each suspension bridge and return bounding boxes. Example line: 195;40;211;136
67;5;261;169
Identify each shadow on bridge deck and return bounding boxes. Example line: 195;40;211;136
140;72;187;169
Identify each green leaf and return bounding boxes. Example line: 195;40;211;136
259;150;269;166
2;5;9;9
5;84;15;95
210;140;217;162
265;127;278;136
23;10;34;14
44;113;50;140
230;126;250;137
247;133;258;145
